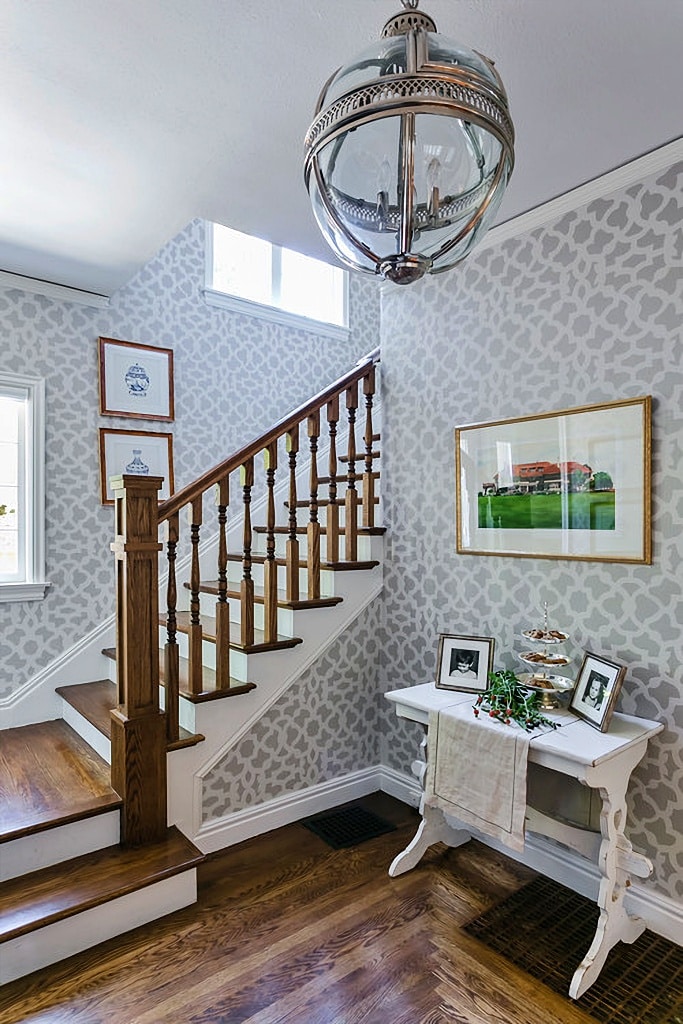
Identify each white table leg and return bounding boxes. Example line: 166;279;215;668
569;769;650;999
389;724;470;878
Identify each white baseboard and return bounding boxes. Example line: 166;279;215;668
378;767;683;946
0;614;116;728
195;765;384;854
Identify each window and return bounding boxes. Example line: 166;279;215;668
0;373;48;602
205;223;348;338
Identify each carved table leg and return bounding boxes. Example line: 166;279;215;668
389;725;470;878
569;769;652;999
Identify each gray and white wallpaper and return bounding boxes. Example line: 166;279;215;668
0;219;379;696
202;598;383;819
1;158;680;906
378;162;682;901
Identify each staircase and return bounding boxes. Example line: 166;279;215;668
0;350;383;983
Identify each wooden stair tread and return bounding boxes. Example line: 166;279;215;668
185;580;343;611
0;826;203;943
285;497;379;508
253;525;385;536
101;649;255;706
56;679;207;742
56;679;117;739
169;612;303;653
225;552;379;570
0;721;121;843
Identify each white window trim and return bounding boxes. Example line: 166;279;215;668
203;222;350;342
0;372;50;603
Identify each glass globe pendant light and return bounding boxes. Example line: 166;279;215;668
303;0;515;285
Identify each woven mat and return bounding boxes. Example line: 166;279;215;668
464;875;682;1024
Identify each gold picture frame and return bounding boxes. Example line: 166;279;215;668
455;396;651;563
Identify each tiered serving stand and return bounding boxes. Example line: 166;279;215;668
518;605;574;708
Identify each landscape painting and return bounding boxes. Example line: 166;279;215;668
455;396;651;563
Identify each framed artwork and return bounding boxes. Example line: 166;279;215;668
569;651;626;732
455;396;651;564
99;337;174;421
435;633;495;693
99;428;174;505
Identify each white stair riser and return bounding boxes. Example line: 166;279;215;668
0;870;197;985
1;810;120;883
194;592;295;636
165;628;249;682
226;562;337;596
251;531;373;562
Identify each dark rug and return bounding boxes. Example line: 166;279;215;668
301;804;396;849
464;875;682;1024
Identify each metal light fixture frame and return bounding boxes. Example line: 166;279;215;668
304;0;515;284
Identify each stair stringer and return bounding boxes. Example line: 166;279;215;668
166;544;384;847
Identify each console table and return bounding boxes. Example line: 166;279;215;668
385;682;663;999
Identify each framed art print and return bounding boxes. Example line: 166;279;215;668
99;428;174;505
99;337;174;421
569;651;626;732
435;633;495;693
455;396;651;564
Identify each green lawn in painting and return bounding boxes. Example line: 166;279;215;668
478;492;616;530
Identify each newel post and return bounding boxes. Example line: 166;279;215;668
110;474;167;846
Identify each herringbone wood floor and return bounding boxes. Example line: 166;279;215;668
0;794;596;1024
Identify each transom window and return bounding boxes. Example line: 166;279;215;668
205;223;348;337
0;373;48;602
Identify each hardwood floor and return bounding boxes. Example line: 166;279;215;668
0;795;596;1024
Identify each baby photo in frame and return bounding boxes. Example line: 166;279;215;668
569;651;626;732
435;633;495;693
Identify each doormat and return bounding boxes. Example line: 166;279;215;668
301;804;396;849
464;875;682;1024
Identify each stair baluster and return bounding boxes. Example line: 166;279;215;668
263;441;278;643
326;395;340;565
286;426;300;603
344;383;358;562
240;458;255;647
188;497;203;696
362;366;376;530
214;475;231;692
307;411;321;600
164;511;180;742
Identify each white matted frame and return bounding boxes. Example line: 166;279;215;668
455;396;651;564
99;337;174;421
435;633;495;693
99;428;174;505
569;651;626;732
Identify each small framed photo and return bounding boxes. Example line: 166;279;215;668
569;651;626;732
99;337;174;421
99;428;174;505
435;633;495;693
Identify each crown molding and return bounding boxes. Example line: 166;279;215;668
0;270;110;308
483;139;683;250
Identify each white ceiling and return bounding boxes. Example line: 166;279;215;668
2;0;682;297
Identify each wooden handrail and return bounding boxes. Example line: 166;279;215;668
157;348;380;521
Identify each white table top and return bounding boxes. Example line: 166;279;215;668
385;682;663;770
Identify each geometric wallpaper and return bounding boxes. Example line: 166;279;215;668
378;161;683;901
0;218;379;696
1;158;681;907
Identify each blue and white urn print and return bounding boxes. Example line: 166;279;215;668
125;449;150;475
124;362;150;396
